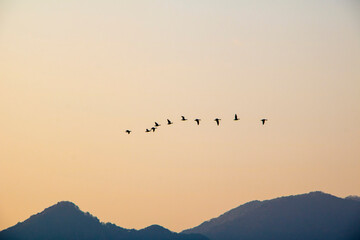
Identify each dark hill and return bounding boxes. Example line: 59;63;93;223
346;195;360;202
0;201;208;240
182;191;360;240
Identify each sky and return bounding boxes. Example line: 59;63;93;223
0;0;360;233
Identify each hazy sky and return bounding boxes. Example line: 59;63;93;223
1;0;360;232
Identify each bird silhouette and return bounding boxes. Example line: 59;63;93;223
181;116;187;121
261;119;268;125
234;114;239;121
154;122;161;127
151;127;156;132
214;118;221;126
194;119;201;125
167;119;173;125
145;129;151;132
125;130;131;134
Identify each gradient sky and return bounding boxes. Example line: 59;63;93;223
1;0;360;232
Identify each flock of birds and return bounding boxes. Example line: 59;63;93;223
125;114;268;134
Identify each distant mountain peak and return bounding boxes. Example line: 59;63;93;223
54;201;78;207
141;224;170;232
138;224;174;237
302;191;335;197
273;191;334;200
31;200;93;221
47;201;80;211
307;190;326;195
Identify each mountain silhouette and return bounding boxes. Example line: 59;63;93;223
182;191;360;240
0;201;208;240
346;195;360;202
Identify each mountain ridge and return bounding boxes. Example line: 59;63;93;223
0;201;207;240
183;191;360;240
1;192;360;240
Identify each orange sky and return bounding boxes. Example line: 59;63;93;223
1;0;360;232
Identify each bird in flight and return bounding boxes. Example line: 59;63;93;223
234;114;239;121
194;119;201;125
181;116;187;121
145;129;151;132
154;122;161;127
125;130;131;134
214;118;221;126
167;119;173;125
261;119;268;125
151;127;156;132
